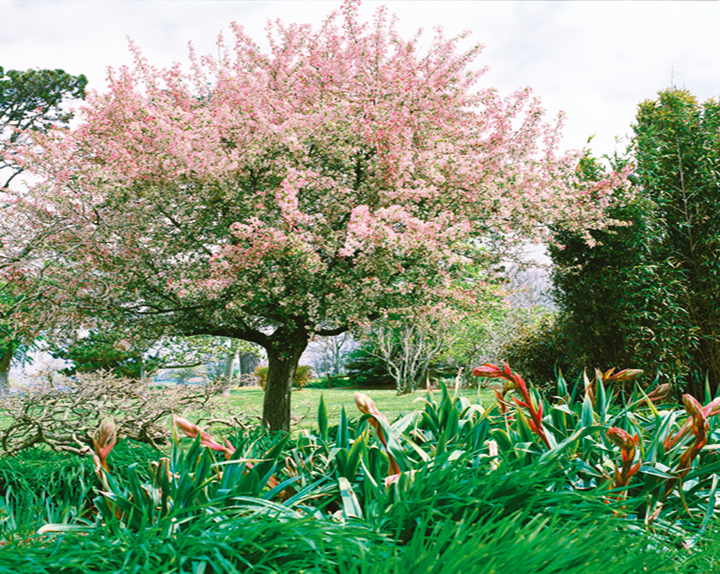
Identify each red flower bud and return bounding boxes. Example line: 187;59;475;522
93;418;116;472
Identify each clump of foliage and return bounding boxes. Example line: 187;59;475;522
0;440;161;543
549;88;720;395
2;362;720;571
50;332;162;380
344;344;396;388
254;365;268;389
293;365;314;390
0;371;219;455
500;313;576;388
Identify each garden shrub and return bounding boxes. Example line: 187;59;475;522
344;345;400;388
499;313;573;389
0;371;219;456
550;90;720;396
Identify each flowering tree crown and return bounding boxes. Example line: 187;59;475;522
5;1;625;355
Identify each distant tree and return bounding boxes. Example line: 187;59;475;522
0;66;86;393
362;311;453;394
1;66;87;188
451;303;552;384
50;332;160;380
3;2;625;428
344;344;395;388
52;333;261;390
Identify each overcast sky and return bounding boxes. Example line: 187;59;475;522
2;0;719;158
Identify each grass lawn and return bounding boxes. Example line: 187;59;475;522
0;384;497;434
220;385;496;429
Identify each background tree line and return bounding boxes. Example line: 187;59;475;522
508;88;720;397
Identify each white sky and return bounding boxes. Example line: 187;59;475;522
2;0;719;158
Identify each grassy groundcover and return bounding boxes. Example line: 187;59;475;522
0;509;686;574
0;450;701;574
3;375;720;573
221;387;495;429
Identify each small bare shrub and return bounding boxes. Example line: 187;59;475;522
0;371;220;456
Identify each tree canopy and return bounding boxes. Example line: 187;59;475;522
2;1;625;428
0;65;87;392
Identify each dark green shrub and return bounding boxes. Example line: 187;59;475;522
344;345;396;388
551;89;720;396
500;314;575;389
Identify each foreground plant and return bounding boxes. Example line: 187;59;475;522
355;392;412;487
606;427;641;490
11;362;719;572
92;418;116;478
472;361;720;533
473;362;550;448
39;418;295;535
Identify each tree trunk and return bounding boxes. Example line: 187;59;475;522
222;350;236;397
262;331;308;432
397;378;413;396
0;346;13;395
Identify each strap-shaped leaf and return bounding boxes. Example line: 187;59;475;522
318;393;329;443
338;477;363;519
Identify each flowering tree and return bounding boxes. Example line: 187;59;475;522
0;66;87;393
3;1;625;430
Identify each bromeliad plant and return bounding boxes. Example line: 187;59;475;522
473;363;551;448
605;427;641;492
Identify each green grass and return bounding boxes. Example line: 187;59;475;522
221;386;496;428
0;385;495;438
